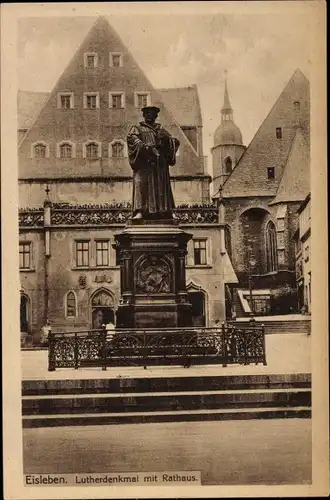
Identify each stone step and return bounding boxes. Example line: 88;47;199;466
237;321;311;334
22;406;311;428
22;373;311;396
22;388;311;416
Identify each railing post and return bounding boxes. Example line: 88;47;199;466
48;330;56;371
74;332;79;369
102;325;107;371
143;330;147;370
262;324;267;365
222;322;227;367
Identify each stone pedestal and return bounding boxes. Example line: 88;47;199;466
114;221;193;329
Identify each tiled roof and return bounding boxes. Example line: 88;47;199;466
222;69;310;198
270;127;310;204
18;90;49;130
157;85;202;127
18;86;201;131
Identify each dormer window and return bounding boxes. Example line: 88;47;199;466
267;167;275;179
109;92;125;109
134;92;151;109
84;92;100;109
34;143;46;158
109;140;127;158
109;52;123;68
83;141;101;159
57;92;74;110
57;141;75;159
276;127;282;139
294;101;300;111
84;53;98;68
31;141;49;159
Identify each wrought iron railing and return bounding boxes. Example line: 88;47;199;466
48;322;266;371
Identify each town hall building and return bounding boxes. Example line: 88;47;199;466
18;17;236;343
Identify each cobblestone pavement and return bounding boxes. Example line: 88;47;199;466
23;418;312;485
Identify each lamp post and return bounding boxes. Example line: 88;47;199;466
248;249;257;317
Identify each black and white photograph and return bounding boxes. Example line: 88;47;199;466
1;1;328;498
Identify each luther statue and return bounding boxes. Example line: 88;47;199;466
127;106;180;220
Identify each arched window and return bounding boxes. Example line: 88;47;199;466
66;291;77;318
111;141;124;158
265;221;277;272
33;143;47;158
85;142;100;159
225;156;233;173
59;143;73;158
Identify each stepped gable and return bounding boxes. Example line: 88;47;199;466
19;16;203;180
270;127;310;205
222;69;310;198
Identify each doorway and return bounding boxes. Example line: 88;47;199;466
188;291;206;327
20;294;29;332
91;289;115;329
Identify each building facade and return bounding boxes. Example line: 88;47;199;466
213;70;311;317
294;193;311;314
18;17;235;343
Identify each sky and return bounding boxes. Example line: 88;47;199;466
17;7;312;163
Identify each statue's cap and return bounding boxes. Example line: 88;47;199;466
142;106;160;114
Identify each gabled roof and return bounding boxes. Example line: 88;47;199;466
222;69;310;198
158;85;202;127
18;86;202;130
18;90;49;130
18;16;204;179
270;127;310;204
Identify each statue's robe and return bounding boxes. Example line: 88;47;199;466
127;121;180;219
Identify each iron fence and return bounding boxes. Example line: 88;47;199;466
48;322;266;371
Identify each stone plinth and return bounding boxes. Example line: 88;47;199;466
114;221;193;328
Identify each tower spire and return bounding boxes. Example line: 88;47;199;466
221;70;233;121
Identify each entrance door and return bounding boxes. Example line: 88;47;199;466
20;294;29;332
91;289;115;329
188;291;206;326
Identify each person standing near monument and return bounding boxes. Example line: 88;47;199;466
127;106;180;220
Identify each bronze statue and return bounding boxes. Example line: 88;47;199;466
127;106;180;220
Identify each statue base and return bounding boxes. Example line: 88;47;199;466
114;224;193;329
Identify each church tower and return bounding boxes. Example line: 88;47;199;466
211;73;246;195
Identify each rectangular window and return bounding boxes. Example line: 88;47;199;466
109;92;125;109
84;93;99;109
134;92;151;109
110;52;123;67
96;240;109;267
19;243;31;269
58;92;74;110
76;241;89;267
276;127;282;139
84;53;98;68
193;239;207;265
267;167;275;179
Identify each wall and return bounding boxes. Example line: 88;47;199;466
19;177;211;208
